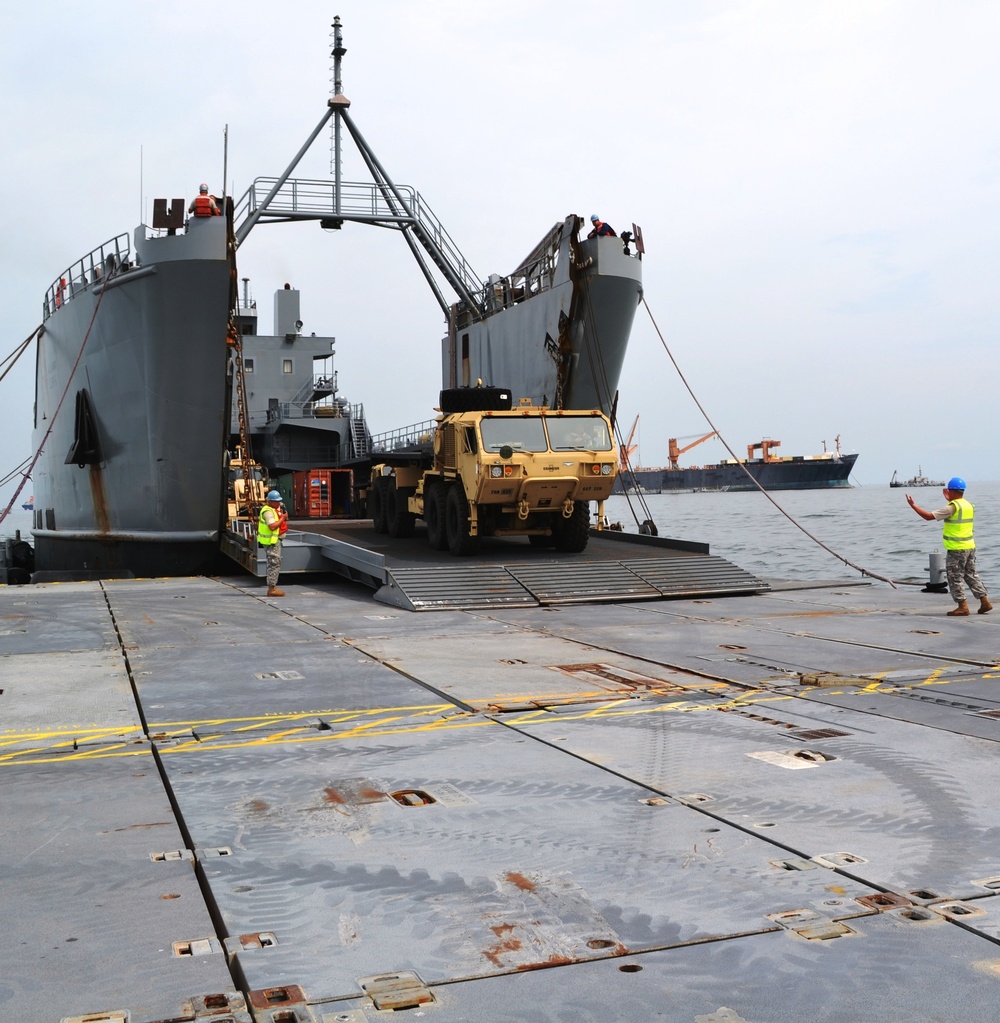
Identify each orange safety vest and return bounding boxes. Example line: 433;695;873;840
193;194;218;217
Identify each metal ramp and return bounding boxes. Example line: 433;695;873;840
222;524;768;612
375;553;768;612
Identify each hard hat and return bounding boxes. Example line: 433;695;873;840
590;214;600;222
199;183;209;193
266;490;282;501
947;477;967;491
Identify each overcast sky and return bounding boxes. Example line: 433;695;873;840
1;0;998;513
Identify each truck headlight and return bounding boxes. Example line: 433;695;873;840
490;464;504;478
601;463;612;475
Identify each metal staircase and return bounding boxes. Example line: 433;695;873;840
349;412;370;459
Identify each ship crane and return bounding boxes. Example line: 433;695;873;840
748;439;781;462
619;415;640;472
668;431;717;469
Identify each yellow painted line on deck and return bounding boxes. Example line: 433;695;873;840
4;665;997;767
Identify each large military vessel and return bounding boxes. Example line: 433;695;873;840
30;208;233;576
23;17;642;579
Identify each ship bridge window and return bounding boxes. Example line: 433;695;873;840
480;417;547;453
283;359;293;374
244;358;254;373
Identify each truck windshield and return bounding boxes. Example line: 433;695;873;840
479;417;548;452
545;417;613;451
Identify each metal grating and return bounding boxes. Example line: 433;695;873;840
376;565;538;611
623;555;769;597
507;561;660;605
375;555;769;611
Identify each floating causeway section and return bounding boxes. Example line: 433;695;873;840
5;574;1000;1020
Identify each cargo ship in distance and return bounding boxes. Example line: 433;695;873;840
620;433;858;493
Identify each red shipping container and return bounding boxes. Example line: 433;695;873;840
291;469;354;518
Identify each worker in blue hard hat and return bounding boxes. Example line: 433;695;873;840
587;213;617;239
258;490;288;597
906;477;991;616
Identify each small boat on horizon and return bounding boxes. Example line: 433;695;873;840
21;496;33;511
889;467;943;488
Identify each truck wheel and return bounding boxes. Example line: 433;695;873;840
553;501;591;553
445;485;480;556
371;478;389;534
425;483;448;550
387;485;416;538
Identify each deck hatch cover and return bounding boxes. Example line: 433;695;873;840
359;971;434;1010
788;728;851;740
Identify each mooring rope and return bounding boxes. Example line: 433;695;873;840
641;296;920;588
0;284;111;527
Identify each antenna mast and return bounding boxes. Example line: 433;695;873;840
330;15;346;209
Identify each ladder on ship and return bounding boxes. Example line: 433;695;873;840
349;415;369;459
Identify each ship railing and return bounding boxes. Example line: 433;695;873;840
270;437;343;465
228;518;255;541
289;371;339;407
233;176;483;309
43;234;132;320
480;221;563;315
370;419;437;454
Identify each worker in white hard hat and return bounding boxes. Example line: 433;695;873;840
188;183;221;217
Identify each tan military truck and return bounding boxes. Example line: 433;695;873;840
368;387;617;555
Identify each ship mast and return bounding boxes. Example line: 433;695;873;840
330;16;345;208
233;17;481;321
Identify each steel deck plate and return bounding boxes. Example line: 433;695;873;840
159;727;882;1002
0;753;242;1023
7;575;1000;1020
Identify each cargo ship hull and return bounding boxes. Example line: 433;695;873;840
622;451;859;493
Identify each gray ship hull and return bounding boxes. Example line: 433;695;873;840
444;219;642;415
32;216;232;575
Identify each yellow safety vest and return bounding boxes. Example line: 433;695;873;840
258;506;280;546
942;498;975;550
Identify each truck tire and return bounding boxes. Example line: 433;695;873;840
553;500;591;553
445;485;480;556
387;485;416;538
439;386;513;414
425;483;448;550
371;477;389;534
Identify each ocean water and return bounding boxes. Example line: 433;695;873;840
4;484;1000;589
604;481;1000;588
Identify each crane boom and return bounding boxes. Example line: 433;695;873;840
668;431;717;469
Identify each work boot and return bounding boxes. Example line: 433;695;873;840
947;600;970;617
267;586;285;597
979;595;993;615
